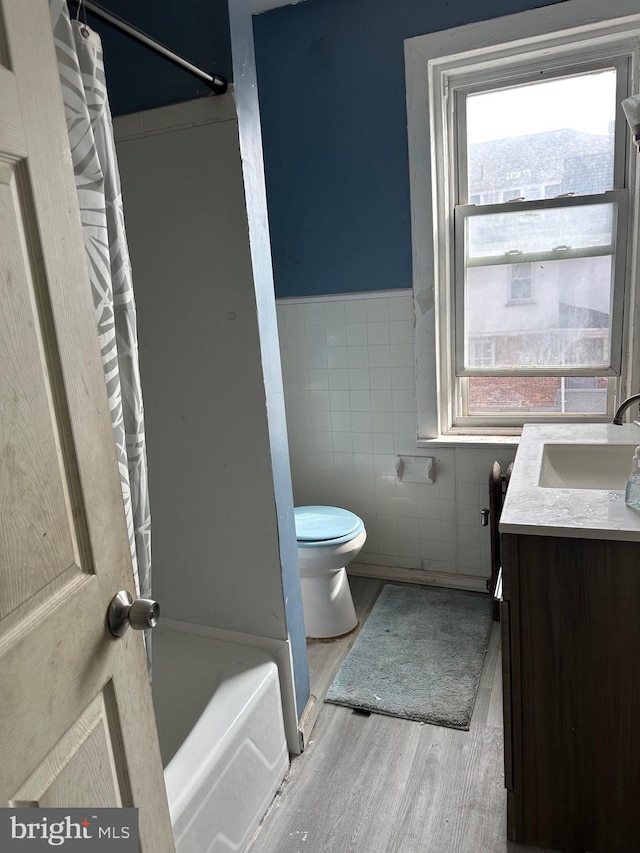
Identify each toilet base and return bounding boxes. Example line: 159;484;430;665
300;567;358;639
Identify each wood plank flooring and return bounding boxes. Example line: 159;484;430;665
247;577;552;853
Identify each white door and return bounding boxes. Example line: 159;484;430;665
0;1;174;849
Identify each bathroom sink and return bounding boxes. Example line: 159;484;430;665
538;443;638;490
500;424;640;540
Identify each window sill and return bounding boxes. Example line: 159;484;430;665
417;434;521;449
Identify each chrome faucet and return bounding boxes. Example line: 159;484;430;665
612;393;640;425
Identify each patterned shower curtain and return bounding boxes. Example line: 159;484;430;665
50;2;152;611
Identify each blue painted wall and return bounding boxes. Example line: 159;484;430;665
253;0;567;298
80;0;232;116
85;0;570;298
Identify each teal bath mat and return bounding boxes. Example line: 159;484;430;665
325;583;493;730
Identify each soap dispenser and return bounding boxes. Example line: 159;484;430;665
624;446;640;509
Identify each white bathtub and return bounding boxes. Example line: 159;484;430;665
152;624;289;852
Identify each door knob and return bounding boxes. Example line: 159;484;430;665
108;590;160;637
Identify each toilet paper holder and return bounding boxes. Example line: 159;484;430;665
395;455;435;483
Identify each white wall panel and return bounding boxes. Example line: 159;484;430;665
114;102;289;640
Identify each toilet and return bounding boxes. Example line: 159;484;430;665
294;505;367;639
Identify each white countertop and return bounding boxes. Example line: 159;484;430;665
499;422;640;541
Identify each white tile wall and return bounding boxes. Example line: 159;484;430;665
277;291;516;589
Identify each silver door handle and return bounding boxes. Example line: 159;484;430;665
108;590;160;637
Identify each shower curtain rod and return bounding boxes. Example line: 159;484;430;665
68;0;228;95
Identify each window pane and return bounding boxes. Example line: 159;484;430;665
466;70;617;201
466;376;609;415
466;202;615;260
461;200;619;373
465;257;611;368
464;255;612;370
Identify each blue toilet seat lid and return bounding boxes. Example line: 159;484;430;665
294;506;364;546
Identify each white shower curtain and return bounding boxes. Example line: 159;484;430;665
50;2;152;613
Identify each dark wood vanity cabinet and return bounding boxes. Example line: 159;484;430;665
500;533;640;853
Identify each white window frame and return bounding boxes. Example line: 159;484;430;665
405;0;640;439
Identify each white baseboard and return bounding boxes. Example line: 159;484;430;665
348;562;489;594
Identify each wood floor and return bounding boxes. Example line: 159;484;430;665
247;576;554;853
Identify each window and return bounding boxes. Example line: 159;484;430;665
508;263;534;303
501;189;522;202
453;59;630;426
405;0;640;436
